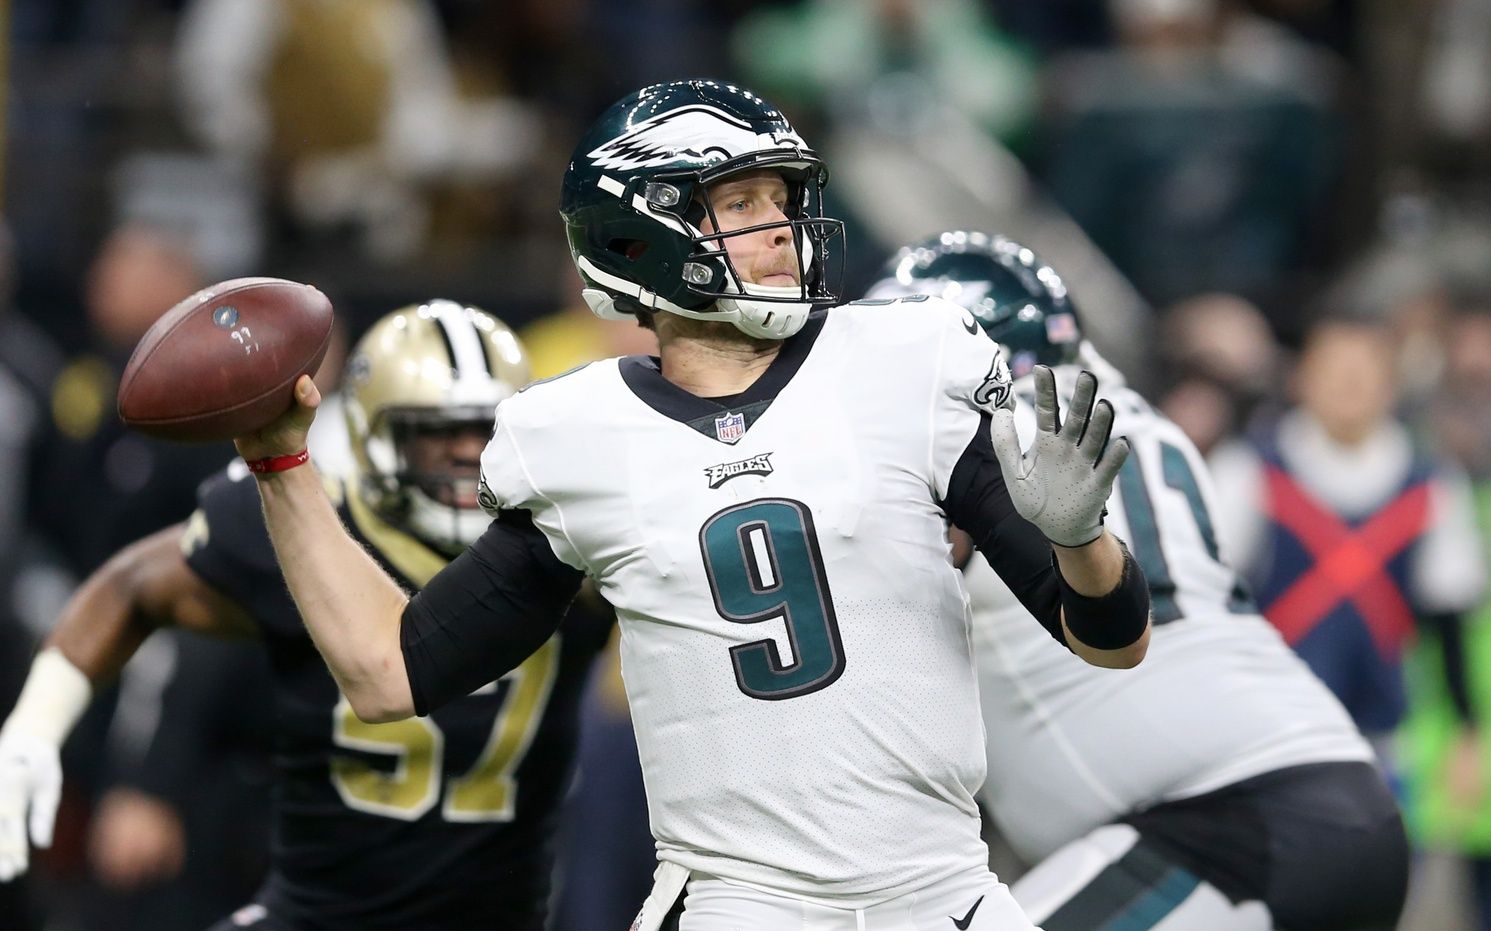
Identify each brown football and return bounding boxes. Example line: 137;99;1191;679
117;277;334;442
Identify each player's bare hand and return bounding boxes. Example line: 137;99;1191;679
989;366;1130;548
88;789;186;890
1447;727;1485;817
233;375;321;462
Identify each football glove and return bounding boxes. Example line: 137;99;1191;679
990;365;1129;548
0;729;62;881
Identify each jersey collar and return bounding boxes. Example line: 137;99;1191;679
619;309;827;442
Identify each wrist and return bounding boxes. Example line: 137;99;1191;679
1056;540;1150;650
1;649;92;747
245;449;310;475
1047;525;1103;550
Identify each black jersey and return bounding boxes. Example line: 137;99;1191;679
182;466;612;930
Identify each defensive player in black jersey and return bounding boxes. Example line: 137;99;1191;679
0;301;612;930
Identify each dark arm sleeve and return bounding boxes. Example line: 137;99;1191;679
944;413;1149;652
943;413;1067;646
1421;611;1477;724
400;508;584;716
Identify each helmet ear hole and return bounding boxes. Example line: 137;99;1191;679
608;239;649;261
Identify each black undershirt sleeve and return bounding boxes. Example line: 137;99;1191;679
943;413;1068;646
1421;611;1477;724
400;508;583;716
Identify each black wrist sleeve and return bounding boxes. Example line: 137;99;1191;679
1055;540;1150;650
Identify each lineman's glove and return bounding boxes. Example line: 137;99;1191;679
990;366;1129;548
0;729;62;881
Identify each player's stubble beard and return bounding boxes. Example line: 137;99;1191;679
656;313;783;356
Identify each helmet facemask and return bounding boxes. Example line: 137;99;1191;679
580;157;844;340
364;406;495;556
678;159;843;336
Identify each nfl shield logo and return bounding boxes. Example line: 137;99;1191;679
714;411;746;444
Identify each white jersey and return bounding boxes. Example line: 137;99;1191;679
967;362;1373;864
479;299;1014;906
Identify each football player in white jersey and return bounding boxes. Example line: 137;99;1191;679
866;231;1409;931
225;82;1152;931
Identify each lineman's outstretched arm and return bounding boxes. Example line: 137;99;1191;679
0;525;255;880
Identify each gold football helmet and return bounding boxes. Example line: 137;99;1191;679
343;300;531;553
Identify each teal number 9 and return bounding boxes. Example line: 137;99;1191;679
699;499;845;700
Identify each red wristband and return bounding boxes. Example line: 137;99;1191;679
244;449;310;474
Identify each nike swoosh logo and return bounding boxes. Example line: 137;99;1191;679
963;317;980;335
951;895;985;929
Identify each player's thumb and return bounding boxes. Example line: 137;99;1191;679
283;375;322;433
294;375;322;413
988;410;1026;481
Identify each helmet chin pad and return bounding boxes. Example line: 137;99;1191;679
582;278;812;340
716;282;812;339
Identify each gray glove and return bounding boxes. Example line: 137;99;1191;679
989;366;1129;547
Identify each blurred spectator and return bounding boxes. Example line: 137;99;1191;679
986;0;1113;55
1039;0;1347;314
732;0;1039;147
1312;237;1455;411
81;633;275;931
44;223;234;573
0;220;68;930
173;0;541;263
28;222;241;930
1431;298;1491;479
1244;0;1362;60
449;0;746;117
1420;0;1491;174
1155;292;1283;454
1400;296;1491;931
1210;315;1486;770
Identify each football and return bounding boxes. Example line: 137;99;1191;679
117;277;335;442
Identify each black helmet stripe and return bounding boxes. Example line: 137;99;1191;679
427;301;494;381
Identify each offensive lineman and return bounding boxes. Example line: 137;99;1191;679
0;303;611;930
228;81;1152;930
866;232;1407;931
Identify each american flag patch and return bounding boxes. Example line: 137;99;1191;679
714;411;746;444
1046;313;1079;344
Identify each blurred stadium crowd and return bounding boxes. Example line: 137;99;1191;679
4;0;1491;928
